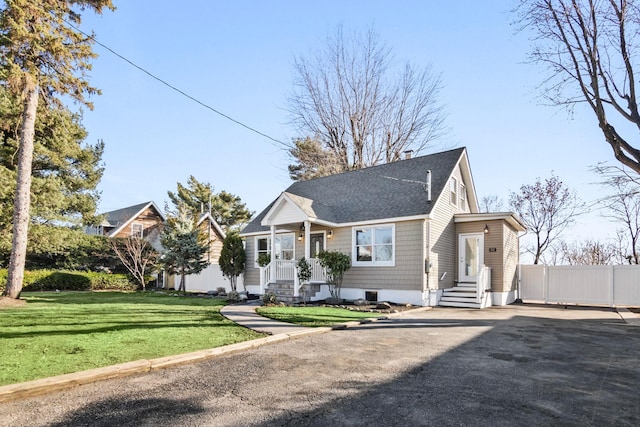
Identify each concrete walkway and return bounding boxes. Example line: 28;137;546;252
220;300;314;335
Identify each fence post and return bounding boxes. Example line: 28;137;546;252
609;265;615;307
543;265;549;304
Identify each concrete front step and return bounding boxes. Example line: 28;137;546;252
440;296;476;304
442;291;477;298
266;282;322;303
439;300;482;309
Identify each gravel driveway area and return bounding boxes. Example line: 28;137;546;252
1;304;638;426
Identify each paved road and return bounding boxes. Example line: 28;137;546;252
1;304;638;426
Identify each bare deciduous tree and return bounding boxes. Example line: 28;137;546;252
593;164;640;263
516;0;640;174
479;194;505;213
559;239;617;265
111;236;159;291
287;26;447;179
509;174;582;264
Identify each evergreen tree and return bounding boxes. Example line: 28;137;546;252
0;86;104;265
0;0;115;299
160;205;209;292
167;176;253;232
219;232;246;292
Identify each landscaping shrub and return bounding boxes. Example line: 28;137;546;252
227;290;240;302
262;292;277;304
0;269;137;292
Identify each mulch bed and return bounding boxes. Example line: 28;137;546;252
289;301;417;314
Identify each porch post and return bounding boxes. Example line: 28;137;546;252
270;225;276;282
304;220;310;259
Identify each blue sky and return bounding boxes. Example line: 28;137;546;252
76;1;618;251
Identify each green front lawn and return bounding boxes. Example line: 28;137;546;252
256;306;380;327
0;292;264;386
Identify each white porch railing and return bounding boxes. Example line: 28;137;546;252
259;258;327;296
477;266;491;304
309;258;325;283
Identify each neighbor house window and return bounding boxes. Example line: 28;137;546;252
450;177;458;206
254;234;295;265
352;224;395;267
131;223;143;238
459;183;466;211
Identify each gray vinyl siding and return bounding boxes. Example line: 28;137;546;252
343;220;424;291
456;220;503;291
428;164;469;290
243;237;260;286
502;222;520;293
455;219;521;293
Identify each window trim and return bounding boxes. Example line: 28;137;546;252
131;222;143;238
254;233;296;267
352;224;395;267
450;177;458;207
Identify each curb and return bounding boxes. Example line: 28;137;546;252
616;307;640;326
0;326;331;403
332;305;433;330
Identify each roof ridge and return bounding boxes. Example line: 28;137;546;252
288;146;465;187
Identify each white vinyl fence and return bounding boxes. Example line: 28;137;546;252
169;264;243;293
519;264;640;306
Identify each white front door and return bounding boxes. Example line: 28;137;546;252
459;233;484;283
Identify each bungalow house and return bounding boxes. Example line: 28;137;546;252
88;202;228;291
240;147;525;308
86;201;165;250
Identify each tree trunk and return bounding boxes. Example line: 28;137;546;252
179;267;185;292
4;77;38;300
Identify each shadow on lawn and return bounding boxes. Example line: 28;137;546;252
22;291;228;307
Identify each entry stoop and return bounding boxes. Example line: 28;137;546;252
439;284;486;309
266;281;321;304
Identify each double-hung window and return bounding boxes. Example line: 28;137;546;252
353;224;395;267
255;234;295;265
459;183;467;211
131;223;143;238
450;177;458;206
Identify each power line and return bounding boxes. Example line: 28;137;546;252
63;18;289;149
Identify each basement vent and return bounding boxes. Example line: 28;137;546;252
365;291;378;302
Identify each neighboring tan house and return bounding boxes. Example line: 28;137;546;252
87;201;165;250
163;211;228;291
88;202;229;292
240;147;525;308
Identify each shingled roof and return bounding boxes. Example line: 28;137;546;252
242;147;471;235
99;201;165;236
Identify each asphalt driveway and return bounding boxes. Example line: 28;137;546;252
1;304;638;426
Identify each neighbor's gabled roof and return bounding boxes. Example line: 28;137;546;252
242;147;475;235
99;201;166;237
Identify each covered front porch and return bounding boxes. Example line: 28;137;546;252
259;218;331;300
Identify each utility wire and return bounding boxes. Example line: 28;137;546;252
63;18;289;149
